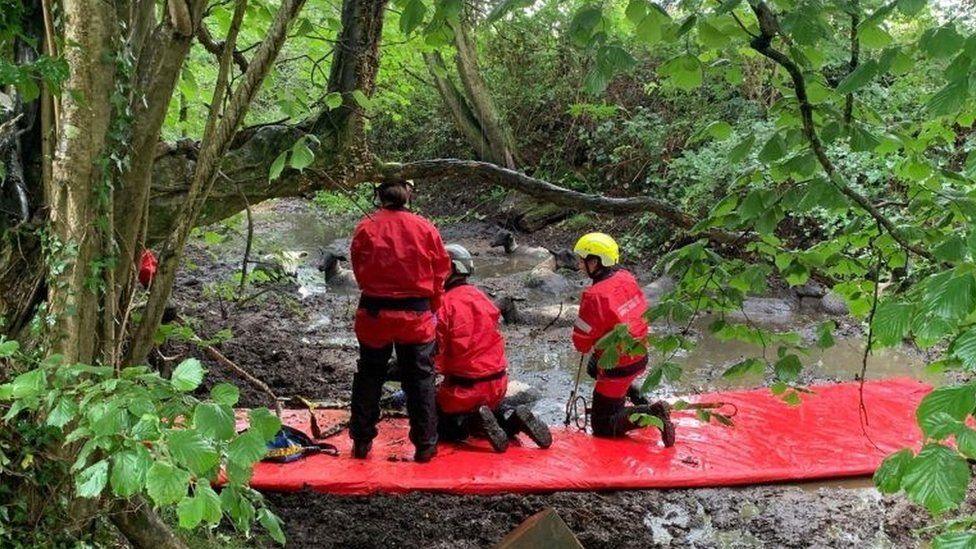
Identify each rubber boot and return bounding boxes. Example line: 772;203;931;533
627;382;649;406
414;445;437;463
509;406;552;449
478;406;510;453
352;440;372;459
627;401;675;447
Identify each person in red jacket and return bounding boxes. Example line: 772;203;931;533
572;232;675;446
349;179;451;463
435;244;551;453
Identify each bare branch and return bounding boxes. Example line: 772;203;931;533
196;24;250;73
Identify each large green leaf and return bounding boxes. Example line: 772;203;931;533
76;459;109;499
728;134;755;163
399;0;427;35
928;78;969;117
249;408;282;440
146;462;192;506
950;328;976;370
258;508;287;545
871;301;913;347
171;358;205;392
773;354;801;382
658;54;702;91
916;384;976;437
193;403;236;441
177;495;205;530
167;430;220;476
758;133;787;163
901;444;970;514
922;270;976;322
210;383;240;407
874;448;912;494
835;60;879;95
110;447;152;497
933;532;976;549
227;430;269;467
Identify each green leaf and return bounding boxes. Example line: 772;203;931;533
916;384;976;438
897;0;926;15
723;358;764;378
871;301;913;347
874;448;912;493
934;532;976;549
658;54;703;91
197;484;223;524
758;133;787;163
835;60;879;95
927;78;969;117
290;141;314;171
816;321;836;348
324;92;343;110
901;444;970;514
10;369;45;398
697;20;728;48
641;367;664;391
171;358;205;392
177;495;205;530
249;408;282;440
399;0;427;35
625;0;646;24
268;151;287;181
146;462;192;506
661;361;682;381
951;327;976;369
0;339;19;357
211;383;240;407
220;486;256;532
922;25;964;59
227;430;268;467
923;271;976;322
167;430;220;476
859;24;891;49
774;354;802;383
728;134;755;163
76;459;109;499
110;447;151;497
193;403;236;441
259;508;287;545
569;6;603;46
706;121;733;140
46;398;77;428
350;90;371;109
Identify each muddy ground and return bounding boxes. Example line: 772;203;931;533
167;195;947;547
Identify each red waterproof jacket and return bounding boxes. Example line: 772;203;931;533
350;208;451;347
572;269;649;366
435;283;508;414
350;208;451;308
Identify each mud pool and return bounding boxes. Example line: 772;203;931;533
172;198;945;547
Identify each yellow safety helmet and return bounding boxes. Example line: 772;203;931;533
573;232;619;266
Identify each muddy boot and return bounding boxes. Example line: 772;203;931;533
478;406;510;453
647;401;675;448
627;382;649;406
414;445;438;463
509;406;552;449
352;440;372;459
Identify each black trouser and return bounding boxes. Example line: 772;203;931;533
350;341;438;450
590;391;667;438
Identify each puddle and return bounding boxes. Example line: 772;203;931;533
506;315;938;426
472;255;547;279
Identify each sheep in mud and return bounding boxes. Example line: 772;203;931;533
317;250;357;289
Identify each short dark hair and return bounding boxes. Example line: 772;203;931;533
377;180;410;208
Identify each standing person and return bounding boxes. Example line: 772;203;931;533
571;232;675;446
349;179;451;463
435;244;552;452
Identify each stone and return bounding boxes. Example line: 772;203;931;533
820;291;849;316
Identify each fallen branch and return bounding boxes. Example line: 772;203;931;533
204;345;283;416
372;159;739;243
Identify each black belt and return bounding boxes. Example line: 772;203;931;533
445;370;507;388
594;355;648;379
359;295;431;317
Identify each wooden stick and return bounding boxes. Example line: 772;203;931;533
204;345;282;416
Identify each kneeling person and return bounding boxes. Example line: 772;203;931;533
572;233;675;446
436;244;551;452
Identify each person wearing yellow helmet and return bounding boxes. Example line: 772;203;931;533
572;232;675;447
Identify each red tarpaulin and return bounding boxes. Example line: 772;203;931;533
236;378;929;495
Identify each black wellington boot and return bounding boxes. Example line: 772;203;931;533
352;440;372;459
627;382;649;405
511;406;552;449
478;406;510;453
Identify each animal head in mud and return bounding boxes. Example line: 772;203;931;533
490;229;517;254
550;249;579;271
318;250;348;281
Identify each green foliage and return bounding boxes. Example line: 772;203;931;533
0;351;284;543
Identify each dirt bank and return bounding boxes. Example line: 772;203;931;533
166;198;944;548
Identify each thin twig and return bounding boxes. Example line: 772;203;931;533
204;344;283;416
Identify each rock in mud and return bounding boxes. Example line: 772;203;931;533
728;297;796;324
795;280;827;298
820;291;849;316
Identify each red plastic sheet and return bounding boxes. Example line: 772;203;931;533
237;378;929;495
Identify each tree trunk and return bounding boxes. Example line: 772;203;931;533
46;0;117;364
